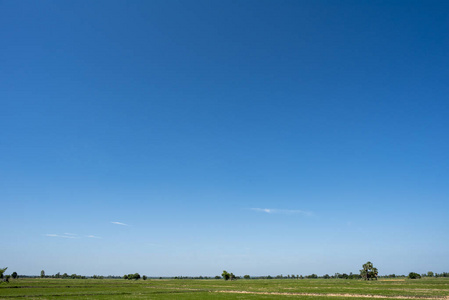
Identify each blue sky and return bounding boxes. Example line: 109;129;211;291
1;0;448;277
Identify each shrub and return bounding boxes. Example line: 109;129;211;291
408;272;421;279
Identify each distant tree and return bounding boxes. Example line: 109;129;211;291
243;275;250;279
408;272;421;279
371;267;378;280
40;270;45;278
0;267;7;280
62;273;68;278
214;275;221;279
55;272;61;278
360;262;378;280
230;273;236;280
323;274;330;279
427;271;434;277
11;272;18;279
222;270;230;281
142;275;147;280
125;273;140;280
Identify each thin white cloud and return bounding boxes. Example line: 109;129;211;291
45;233;102;239
45;234;77;239
250;208;313;216
87;235;102;239
111;221;129;226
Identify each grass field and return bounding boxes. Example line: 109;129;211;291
1;278;448;299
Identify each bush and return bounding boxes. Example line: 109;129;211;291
408;272;421;279
222;271;230;280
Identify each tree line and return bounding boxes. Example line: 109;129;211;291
2;263;448;282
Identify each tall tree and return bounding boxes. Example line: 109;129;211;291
40;270;45;278
221;270;230;280
0;267;7;279
360;262;378;280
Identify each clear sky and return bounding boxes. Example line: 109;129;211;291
1;0;448;277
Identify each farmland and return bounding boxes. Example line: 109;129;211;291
1;278;449;299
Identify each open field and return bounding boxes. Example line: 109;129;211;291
1;278;448;299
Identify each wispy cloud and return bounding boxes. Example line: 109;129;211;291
111;221;129;226
250;208;313;216
87;235;102;239
45;234;78;239
45;233;102;239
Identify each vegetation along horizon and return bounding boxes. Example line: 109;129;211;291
1;263;449;299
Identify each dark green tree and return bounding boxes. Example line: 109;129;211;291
0;267;7;281
11;272;18;279
360;262;378;280
40;270;45;278
125;273;141;280
408;272;421;279
243;275;250;279
222;270;230;280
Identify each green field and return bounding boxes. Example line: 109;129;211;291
1;278;449;299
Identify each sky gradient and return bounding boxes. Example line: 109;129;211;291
1;0;448;277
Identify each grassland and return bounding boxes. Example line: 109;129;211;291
1;277;448;299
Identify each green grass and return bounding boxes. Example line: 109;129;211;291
1;277;448;299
